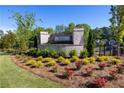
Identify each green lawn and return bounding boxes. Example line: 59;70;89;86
0;53;64;88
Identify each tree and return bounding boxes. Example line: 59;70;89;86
45;28;54;33
66;22;75;32
11;12;36;50
55;24;66;32
86;30;95;57
0;31;16;48
109;5;124;44
0;30;4;37
76;24;91;48
109;5;117;37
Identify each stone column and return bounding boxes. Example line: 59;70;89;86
73;28;84;45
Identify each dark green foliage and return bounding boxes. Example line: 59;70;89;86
80;50;88;58
87;30;95;57
26;48;37;56
58;50;66;57
66;22;75;32
69;50;77;57
49;49;58;58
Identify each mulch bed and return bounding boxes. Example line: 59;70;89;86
11;55;124;88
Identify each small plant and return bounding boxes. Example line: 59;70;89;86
36;50;43;56
49;49;58;58
69;50;77;57
75;62;82;70
35;61;44;68
63;68;74;79
92;77;108;88
37;56;43;61
71;56;79;62
89;57;95;63
48;60;56;66
85;66;94;76
27;48;37;56
96;56;104;62
96;56;110;62
108;68;118;80
80;50;88;58
26;59;36;65
98;63;107;70
57;56;65;63
42;49;50;57
43;57;52;62
63;59;71;65
114;56;120;59
58;50;66;57
116;65;123;74
111;58;121;64
15;54;21;59
82;58;90;65
50;66;58;73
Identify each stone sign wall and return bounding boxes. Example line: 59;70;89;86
38;28;84;56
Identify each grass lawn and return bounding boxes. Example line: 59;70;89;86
0;53;64;88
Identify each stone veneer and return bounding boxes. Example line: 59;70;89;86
38;28;84;56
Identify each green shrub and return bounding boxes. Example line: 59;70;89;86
49;49;58;58
71;56;79;62
15;54;21;59
57;56;65;63
41;49;50;57
58;50;66;57
69;50;77;57
80;50;88;58
48;60;56;66
36;50;43;56
27;48;37;56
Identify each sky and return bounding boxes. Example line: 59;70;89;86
0;5;111;31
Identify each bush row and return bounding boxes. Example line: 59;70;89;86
26;48;89;58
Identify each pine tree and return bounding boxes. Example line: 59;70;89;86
86;30;95;57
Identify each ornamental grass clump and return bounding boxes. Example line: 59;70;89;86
82;58;90;65
35;61;44;68
43;57;52;62
71;56;79;62
26;59;36;65
96;56;110;62
111;58;121;64
63;59;71;65
37;56;43;61
57;56;65;63
48;60;56;66
89;57;95;63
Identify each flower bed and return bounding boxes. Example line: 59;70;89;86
11;55;124;88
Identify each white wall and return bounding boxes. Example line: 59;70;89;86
40;32;50;44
